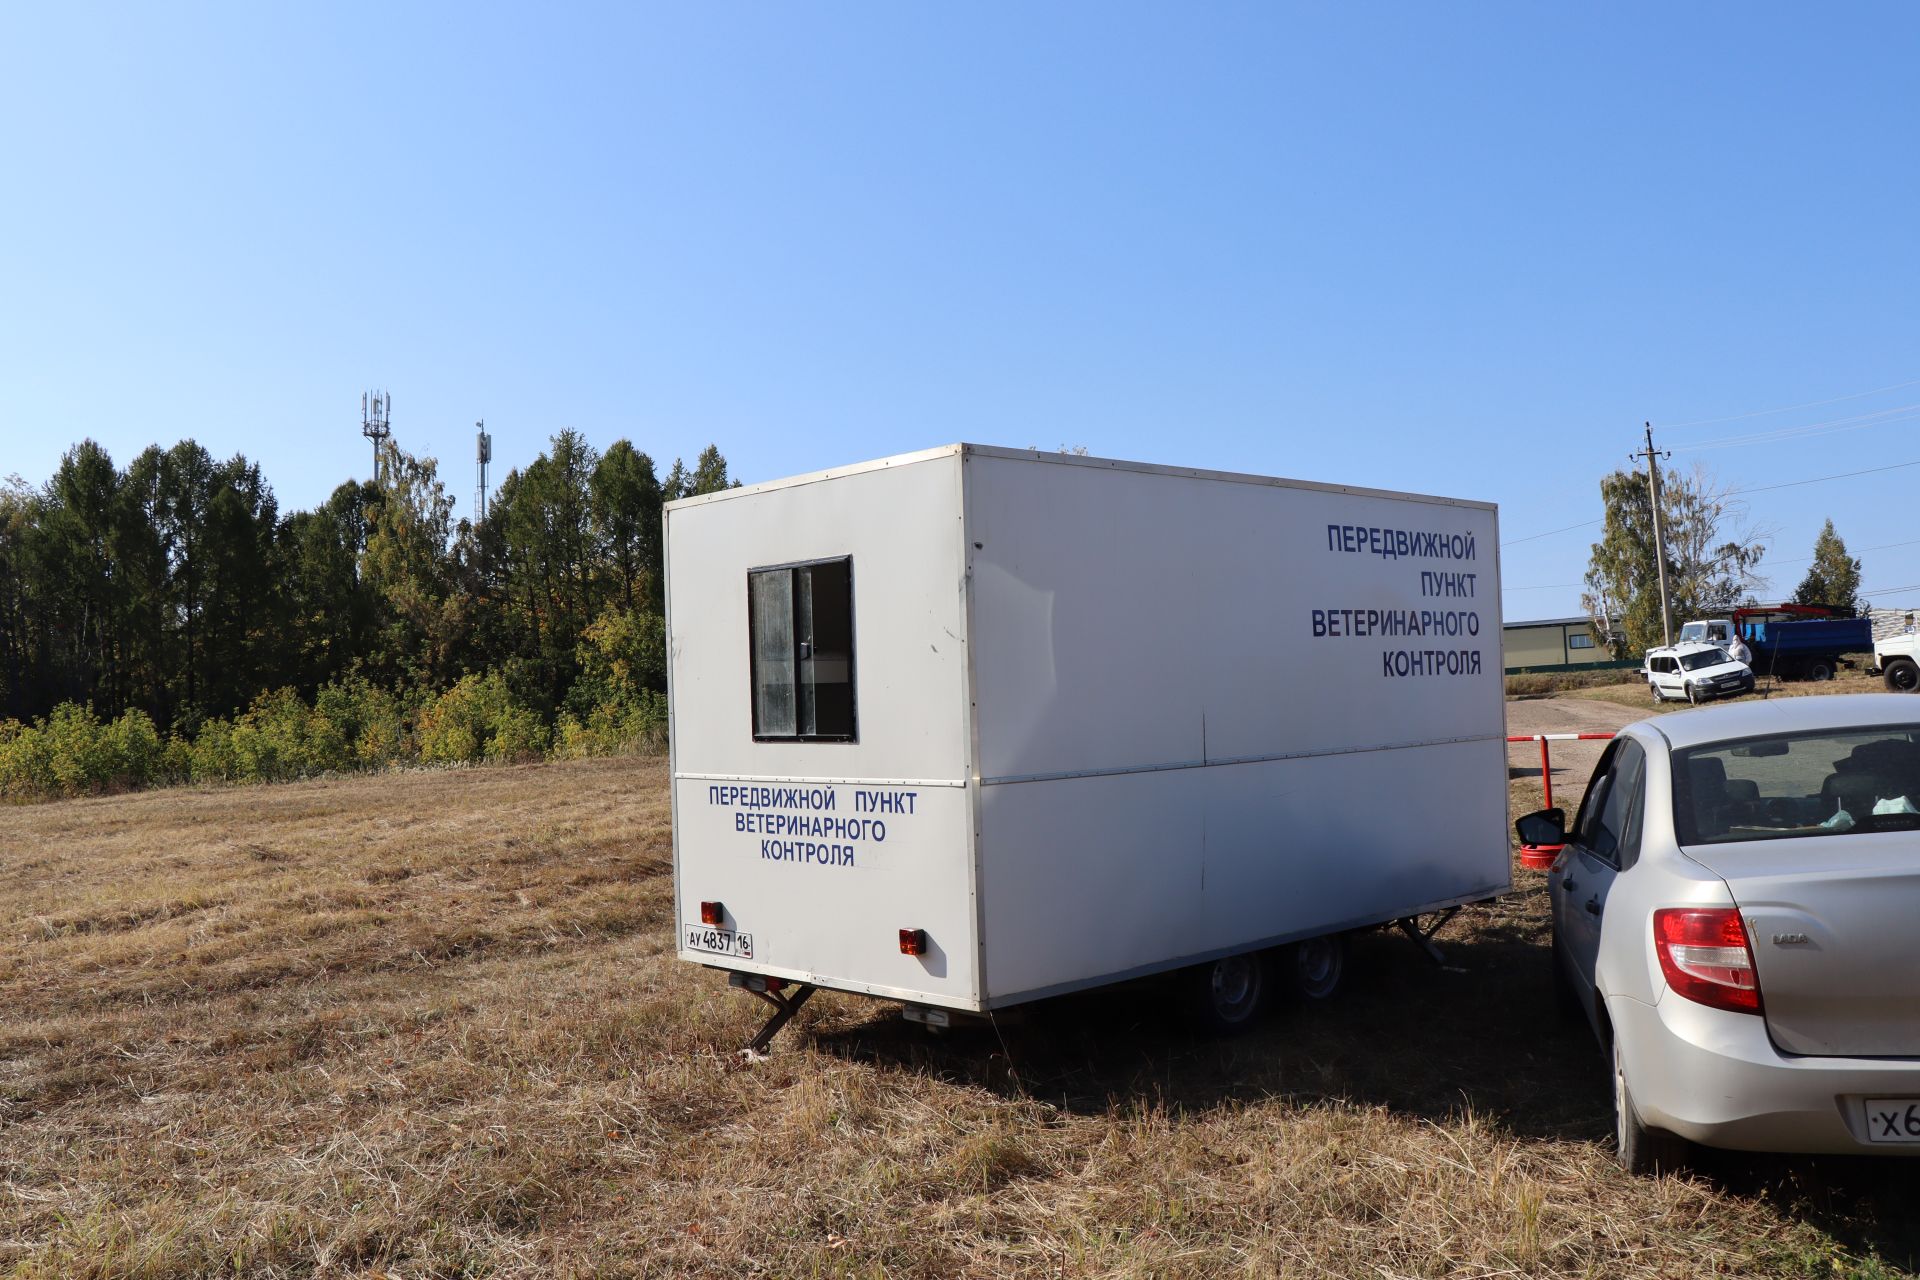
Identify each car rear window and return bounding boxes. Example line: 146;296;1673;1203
1672;726;1920;845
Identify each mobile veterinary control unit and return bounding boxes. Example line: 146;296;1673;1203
665;445;1509;1047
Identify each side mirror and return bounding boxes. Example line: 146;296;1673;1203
1516;808;1567;848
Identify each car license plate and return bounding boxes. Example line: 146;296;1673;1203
684;924;754;960
1864;1099;1920;1143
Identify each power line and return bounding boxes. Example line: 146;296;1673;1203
1762;536;1920;570
1501;518;1601;547
1727;457;1920;497
1661;376;1920;432
1670;404;1920;454
1502;456;1920;546
1501;582;1582;592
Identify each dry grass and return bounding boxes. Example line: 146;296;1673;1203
2;758;1917;1277
1570;666;1893;714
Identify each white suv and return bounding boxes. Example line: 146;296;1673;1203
1643;642;1755;703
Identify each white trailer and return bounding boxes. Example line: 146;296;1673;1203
666;445;1508;1047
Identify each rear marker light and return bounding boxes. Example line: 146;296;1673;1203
899;928;928;957
1653;907;1762;1015
700;901;724;926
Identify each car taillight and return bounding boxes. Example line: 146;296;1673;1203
700;901;724;926
899;928;927;956
1653;907;1761;1014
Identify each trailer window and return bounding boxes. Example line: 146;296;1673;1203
748;557;856;741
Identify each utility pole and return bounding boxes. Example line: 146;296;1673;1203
1632;422;1674;646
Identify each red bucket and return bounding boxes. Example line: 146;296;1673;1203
1517;843;1563;871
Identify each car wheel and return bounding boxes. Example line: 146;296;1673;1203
1648;680;1665;703
1614;1038;1689;1175
1184;953;1268;1034
1886;658;1920;693
1284;934;1347;1001
1805;658;1835;682
1685;682;1699;705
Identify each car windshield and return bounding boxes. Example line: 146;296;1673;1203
1672;725;1920;845
1679;648;1734;671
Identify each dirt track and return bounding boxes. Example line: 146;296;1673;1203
1504;692;1648;810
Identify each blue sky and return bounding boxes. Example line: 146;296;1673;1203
4;4;1918;619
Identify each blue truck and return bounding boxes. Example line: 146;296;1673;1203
1678;606;1875;681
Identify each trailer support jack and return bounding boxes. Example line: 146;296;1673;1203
1395;908;1461;967
732;977;817;1056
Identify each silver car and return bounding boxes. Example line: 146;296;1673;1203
1517;695;1920;1173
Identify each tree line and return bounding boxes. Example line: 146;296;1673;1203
0;432;736;733
1581;463;1863;659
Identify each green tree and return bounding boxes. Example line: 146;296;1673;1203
1582;465;1766;659
1791;519;1862;614
589;441;663;609
362;443;465;688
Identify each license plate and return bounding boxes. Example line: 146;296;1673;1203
684;924;754;960
1864;1099;1920;1143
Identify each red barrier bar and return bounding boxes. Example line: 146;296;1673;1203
1506;733;1616;869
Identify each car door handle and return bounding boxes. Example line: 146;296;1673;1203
1584;898;1601;917
1562;877;1578;892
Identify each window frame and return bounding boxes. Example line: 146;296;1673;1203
1566;632;1595;650
1571;737;1647;870
746;554;859;744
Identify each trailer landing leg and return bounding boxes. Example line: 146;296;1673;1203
730;976;817;1057
1395;908;1462;968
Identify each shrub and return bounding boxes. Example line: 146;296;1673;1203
189;717;239;783
553;690;667;759
314;676;404;768
0;704;167;799
105;709;164;789
0;718;53;800
418;673;545;765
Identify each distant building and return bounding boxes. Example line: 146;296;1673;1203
1503;615;1622;673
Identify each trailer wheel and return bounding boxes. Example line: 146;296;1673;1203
1887;658;1920;693
1184;954;1268;1034
1805;658;1835;682
1285;934;1347;1001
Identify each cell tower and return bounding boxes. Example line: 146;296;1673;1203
475;421;492;521
361;390;393;483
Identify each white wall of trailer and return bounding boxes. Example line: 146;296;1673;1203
667;448;982;1007
961;450;1506;1005
667;445;1509;1015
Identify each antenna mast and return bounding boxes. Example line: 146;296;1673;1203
475;421;492;521
361;390;393;483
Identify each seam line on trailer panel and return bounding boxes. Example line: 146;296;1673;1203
978;733;1504;786
674;773;969;787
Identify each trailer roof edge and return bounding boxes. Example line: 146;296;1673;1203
663;442;1497;513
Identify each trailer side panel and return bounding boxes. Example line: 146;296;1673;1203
963;450;1506;1005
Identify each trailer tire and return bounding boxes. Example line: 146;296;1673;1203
1183;953;1268;1034
1885;658;1920;693
1805;657;1835;682
1284;934;1347;1001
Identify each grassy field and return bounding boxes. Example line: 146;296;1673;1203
1568;666;1892;714
4;754;1919;1277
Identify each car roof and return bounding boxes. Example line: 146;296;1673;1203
1637;693;1920;751
1648;641;1726;656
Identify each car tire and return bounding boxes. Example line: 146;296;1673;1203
1648;682;1664;703
1284;934;1347;1002
1614;1038;1690;1175
1886;658;1920;693
1805;658;1835;682
1183;953;1268;1034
